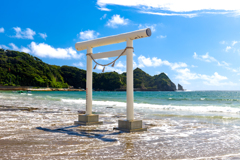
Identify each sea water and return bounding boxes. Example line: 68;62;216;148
0;90;240;159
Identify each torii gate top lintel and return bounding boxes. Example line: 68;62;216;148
74;28;151;122
75;28;151;51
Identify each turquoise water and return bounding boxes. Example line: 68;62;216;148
1;90;240;108
1;90;240;117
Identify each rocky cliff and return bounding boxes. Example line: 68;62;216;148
178;84;184;90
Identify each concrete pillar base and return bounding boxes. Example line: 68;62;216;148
114;120;147;132
74;114;103;126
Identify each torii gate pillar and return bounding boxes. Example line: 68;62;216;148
116;38;147;132
74;46;103;125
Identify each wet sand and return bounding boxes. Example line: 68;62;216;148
1;106;240;159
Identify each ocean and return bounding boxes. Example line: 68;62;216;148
1;90;240;159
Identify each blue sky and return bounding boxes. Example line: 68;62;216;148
1;0;240;90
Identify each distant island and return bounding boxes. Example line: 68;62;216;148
0;49;183;91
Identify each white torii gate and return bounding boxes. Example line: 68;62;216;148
74;28;151;132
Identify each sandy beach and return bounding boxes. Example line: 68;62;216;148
1;104;240;159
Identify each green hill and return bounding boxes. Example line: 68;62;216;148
0;49;68;88
0;49;176;91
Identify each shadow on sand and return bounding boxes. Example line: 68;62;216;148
36;125;121;142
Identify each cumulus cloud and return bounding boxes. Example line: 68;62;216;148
193;52;236;71
220;41;226;44
135;54;235;86
201;72;229;86
0;27;4;33
73;62;84;67
175;68;236;86
225;46;231;52
232;41;238;46
157;35;167;39
138;24;156;32
100;14;107;20
12;27;36;39
1;42;84;59
39;33;47;40
191;65;198;68
29;42;83;59
0;44;10;50
137;55;187;70
115;61;125;68
97;0;240;16
106;14;129;28
8;43;31;53
96;65;125;74
193;52;217;63
79;30;100;40
97;4;111;11
175;68;199;84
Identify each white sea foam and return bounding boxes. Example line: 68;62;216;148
61;98;240;114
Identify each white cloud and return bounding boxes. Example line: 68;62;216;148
29;42;83;59
191;65;198;68
106;14;129;28
97;6;111;11
138;24;156;32
157;35;167;39
100;14;107;20
140;11;197;18
175;68;236;86
1;42;84;59
96;65;125;74
12;27;36;39
193;52;217;63
133;60;137;69
73;62;84;67
116;61;125;68
0;27;4;33
220;41;226;44
175;68;199;84
232;41;238;46
218;61;230;67
137;55;187;70
0;44;9;50
9;43;19;50
39;33;47;40
193;52;239;72
200;72;227;85
8;43;31;53
226;46;231;52
97;0;240;14
79;30;100;40
135;54;235;86
171;62;188;70
101;58;109;60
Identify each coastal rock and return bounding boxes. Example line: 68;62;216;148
178;84;184;90
133;68;176;91
153;72;176;91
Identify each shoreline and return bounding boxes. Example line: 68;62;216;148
0;86;84;91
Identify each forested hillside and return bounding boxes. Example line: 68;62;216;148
0;49;68;88
0;49;176;91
